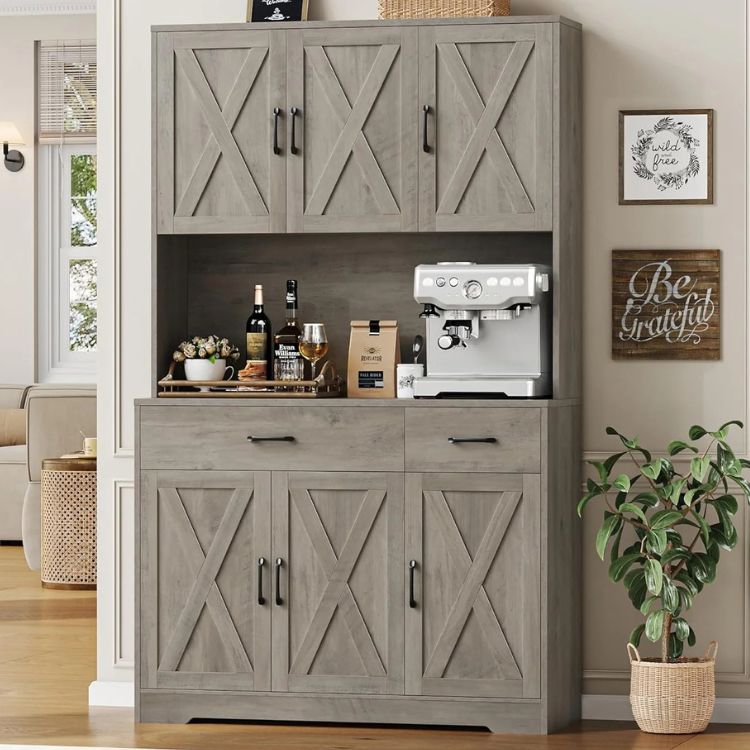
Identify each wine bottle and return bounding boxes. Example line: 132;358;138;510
245;284;273;380
274;280;304;382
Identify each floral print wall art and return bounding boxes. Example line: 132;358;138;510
619;110;713;205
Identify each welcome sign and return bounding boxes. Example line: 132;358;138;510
612;250;720;360
248;0;309;22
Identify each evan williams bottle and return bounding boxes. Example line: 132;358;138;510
273;280;304;382
245;284;273;381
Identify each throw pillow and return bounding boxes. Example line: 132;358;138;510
0;409;26;446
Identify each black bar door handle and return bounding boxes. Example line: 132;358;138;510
409;560;417;608
273;107;281;155
257;557;266;605
448;437;498;444
247;436;296;443
290;107;299;155
275;557;284;606
423;105;431;153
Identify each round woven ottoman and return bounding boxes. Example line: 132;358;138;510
41;457;97;590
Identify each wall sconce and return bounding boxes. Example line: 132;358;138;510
0;122;25;173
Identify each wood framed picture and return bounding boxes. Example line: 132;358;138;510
247;0;309;22
612;250;720;360
619;109;713;205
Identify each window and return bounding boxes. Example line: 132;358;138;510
37;41;97;382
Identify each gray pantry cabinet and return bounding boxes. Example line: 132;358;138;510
136;400;580;732
140;15;582;734
155;20;556;234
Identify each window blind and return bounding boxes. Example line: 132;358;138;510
38;40;97;143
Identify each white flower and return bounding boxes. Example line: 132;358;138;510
205;342;217;356
173;350;186;363
198;347;207;358
183;343;197;358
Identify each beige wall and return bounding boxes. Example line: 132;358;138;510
95;0;748;703
0;13;96;385
512;0;749;696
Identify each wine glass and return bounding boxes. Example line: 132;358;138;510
299;323;329;381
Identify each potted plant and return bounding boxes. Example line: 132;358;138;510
578;422;750;734
173;335;240;391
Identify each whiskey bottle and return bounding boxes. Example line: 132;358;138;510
274;280;304;382
245;284;273;380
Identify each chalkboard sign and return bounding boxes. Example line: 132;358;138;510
612;250;720;360
248;0;309;22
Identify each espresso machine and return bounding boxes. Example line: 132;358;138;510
413;262;552;398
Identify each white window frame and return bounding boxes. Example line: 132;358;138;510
38;141;97;383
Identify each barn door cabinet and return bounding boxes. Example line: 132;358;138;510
136;400;581;733
154;19;556;234
143;15;582;736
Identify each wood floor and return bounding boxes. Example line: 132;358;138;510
1;545;749;749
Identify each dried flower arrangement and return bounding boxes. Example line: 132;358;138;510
172;335;240;364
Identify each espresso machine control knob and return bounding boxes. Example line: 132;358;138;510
463;280;483;300
438;334;461;351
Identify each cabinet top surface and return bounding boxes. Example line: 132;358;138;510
151;16;581;33
136;397;580;408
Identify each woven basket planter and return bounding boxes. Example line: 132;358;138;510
627;642;717;734
379;0;510;20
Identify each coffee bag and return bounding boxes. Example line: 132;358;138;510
347;320;400;398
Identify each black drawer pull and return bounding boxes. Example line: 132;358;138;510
409;560;417;608
275;558;284;606
290;107;299;155
272;107;281;155
257;557;266;605
423;105;431;153
247;436;296;443
448;437;498;444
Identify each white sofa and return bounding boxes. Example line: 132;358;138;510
0;384;96;570
0;385;32;542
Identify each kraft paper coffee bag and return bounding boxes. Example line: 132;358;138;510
347;321;400;398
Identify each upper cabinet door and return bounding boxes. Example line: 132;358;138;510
419;24;553;232
286;27;419;233
156;30;286;234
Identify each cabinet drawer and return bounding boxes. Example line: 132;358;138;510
140;406;404;471
405;408;540;473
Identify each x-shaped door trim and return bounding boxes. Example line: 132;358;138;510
175;47;268;217
158;487;253;674
305;44;400;217
423;489;522;680
290;487;386;677
437;40;534;216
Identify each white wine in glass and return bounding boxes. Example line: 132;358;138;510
299;323;329;381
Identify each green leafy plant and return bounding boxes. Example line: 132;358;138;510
578;422;750;662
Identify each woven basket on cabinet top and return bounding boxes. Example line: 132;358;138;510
378;0;510;19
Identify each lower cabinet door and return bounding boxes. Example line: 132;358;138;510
272;471;404;694
139;470;271;691
405;473;541;699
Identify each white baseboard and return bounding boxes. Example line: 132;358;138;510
88;680;135;708
583;694;750;724
86;682;750;724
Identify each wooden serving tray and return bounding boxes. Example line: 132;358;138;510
158;361;344;398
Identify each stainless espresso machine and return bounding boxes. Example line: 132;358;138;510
413;262;552;398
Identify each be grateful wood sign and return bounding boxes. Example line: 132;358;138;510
612;250;720;360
